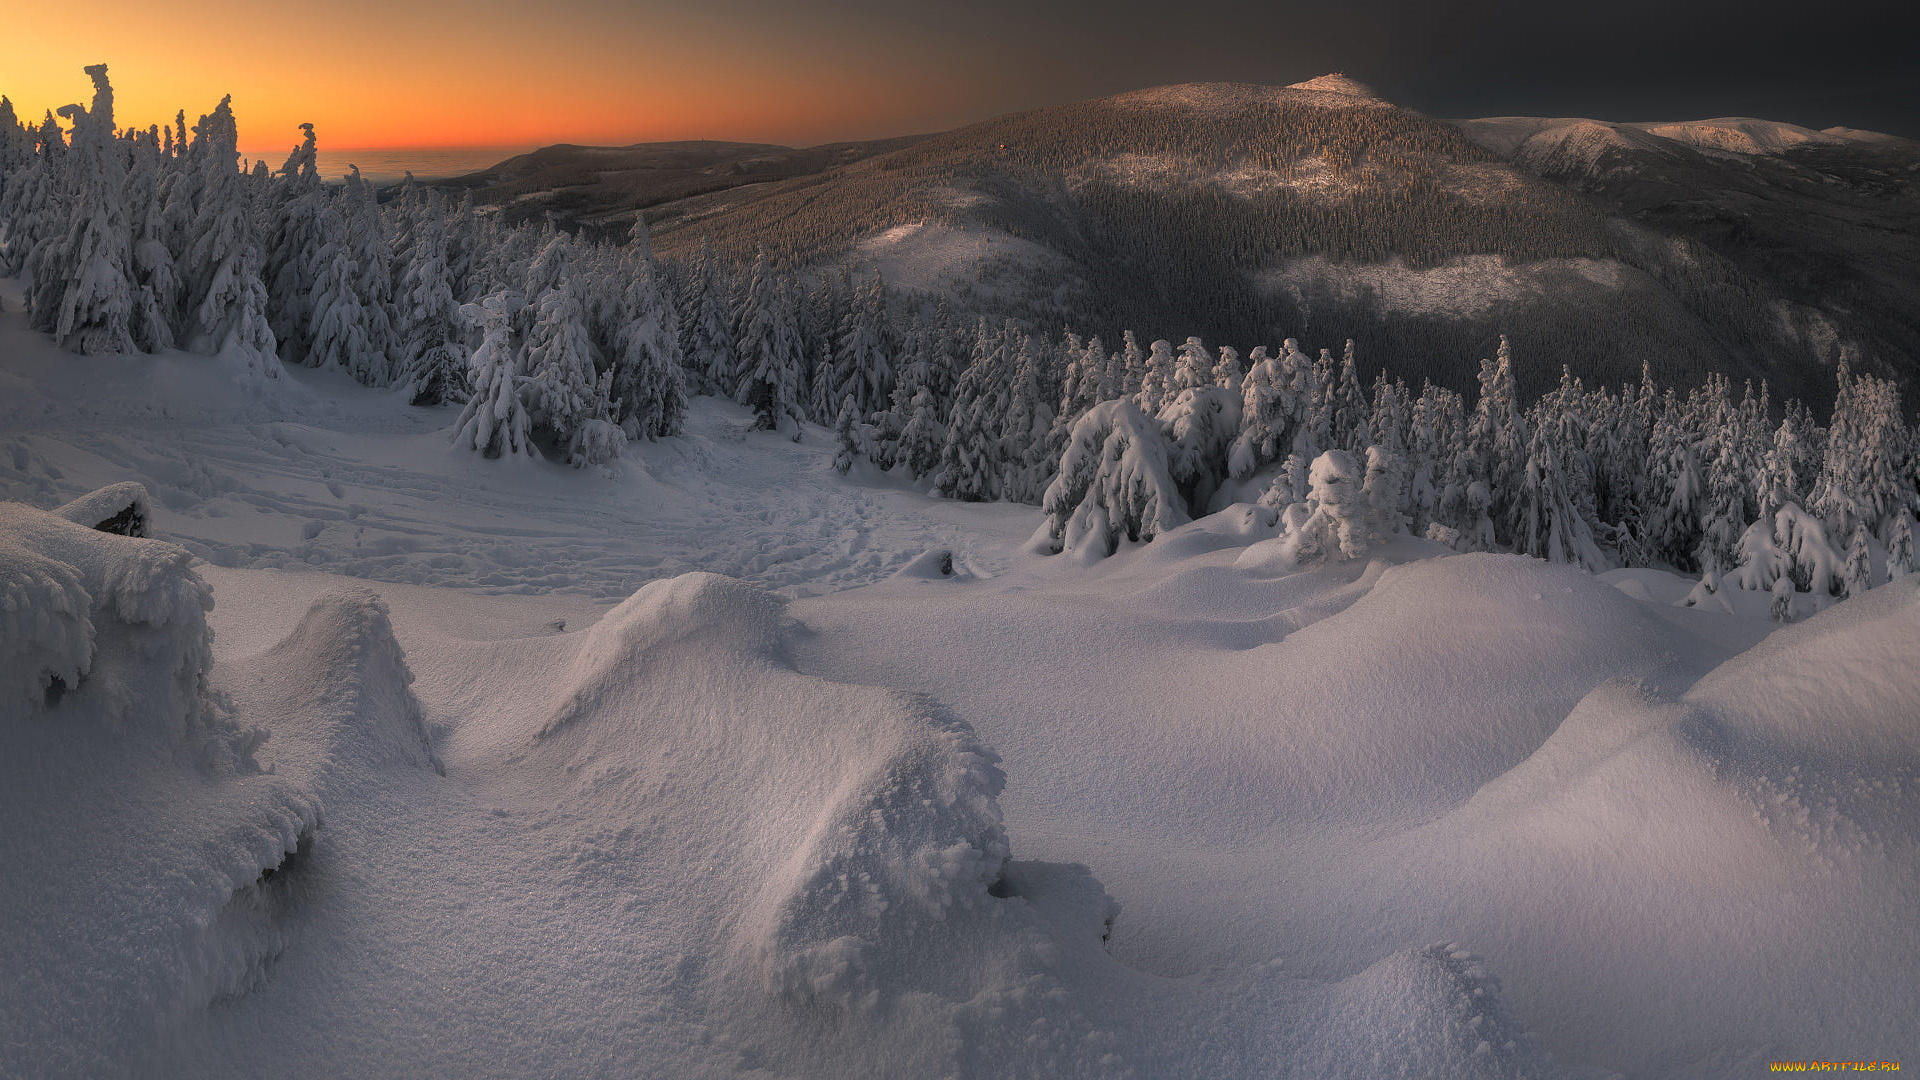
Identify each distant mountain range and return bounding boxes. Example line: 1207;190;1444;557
435;75;1920;405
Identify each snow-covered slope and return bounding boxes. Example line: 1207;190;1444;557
1634;117;1850;155
1456;115;1871;162
2;295;1916;1077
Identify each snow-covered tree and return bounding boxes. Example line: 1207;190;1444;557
1729;516;1791;593
895;384;947;480
451;293;535;459
1466;337;1526;543
609;222;685;440
1211;344;1243;395
398;197;467;403
1330;339;1371;450
1513;418;1608;572
1842;520;1873;599
1264;449;1371;565
734;250;803;435
1363;444;1408;539
1886;510;1916;583
1041;398;1189;558
1172;336;1211;394
180;97;280;375
932;321;1009;502
1774;500;1846;602
999;335;1056;503
1;113;64;279
1137;338;1177;416
305;207;377;376
565;370;626;468
523;275;600;449
679;240;734;397
343;166;401;374
1117;330;1147;397
264;122;329;364
1161;385;1240;512
832;394;873;475
36;65;136;356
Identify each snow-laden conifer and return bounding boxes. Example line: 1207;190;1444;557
1041;398;1189;558
734;249;803;435
610;220;686;440
452;293;535;459
398;197;467;403
36;65;136;356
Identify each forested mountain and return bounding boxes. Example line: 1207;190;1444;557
1454;114;1920;406
462;75;1918;409
435;136;929;230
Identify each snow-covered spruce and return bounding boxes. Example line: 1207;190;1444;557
450;292;536;460
1040;398;1189;559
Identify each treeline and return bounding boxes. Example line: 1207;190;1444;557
3;67;1916;612
0;67;684;465
1040;336;1916;617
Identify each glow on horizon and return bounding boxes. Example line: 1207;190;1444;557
3;1;985;154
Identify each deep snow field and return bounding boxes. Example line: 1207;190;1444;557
3;280;1917;1079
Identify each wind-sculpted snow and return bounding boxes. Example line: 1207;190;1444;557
252;588;443;774
1683;576;1920;764
50;478;150;534
5;313;1917;1074
1324;578;1920;1075
0;496;221;748
507;572;1126;1074
0;499;470;1076
0;501;308;1075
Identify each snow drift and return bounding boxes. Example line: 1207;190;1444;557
0;493;220;748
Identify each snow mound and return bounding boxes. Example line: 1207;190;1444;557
488;571;1126;1073
1379;583;1920;1073
254;589;441;773
539;570;786;737
51;480;151;535
735;693;1012;1008
1218;552;1687;816
1305;943;1547;1079
0;497;221;751
1684;577;1920;764
0;512;335;1074
893;546;958;579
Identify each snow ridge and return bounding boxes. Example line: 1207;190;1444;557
258;588;442;774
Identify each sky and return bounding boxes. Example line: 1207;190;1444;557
4;0;1915;154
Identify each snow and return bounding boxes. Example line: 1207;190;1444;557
1111;78;1392;115
3;283;1918;1077
854;217;1072;305
1259;254;1630;320
1456;114;1873;162
1633;117;1847;156
1;281;1025;601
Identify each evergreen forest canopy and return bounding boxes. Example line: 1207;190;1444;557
2;65;1916;615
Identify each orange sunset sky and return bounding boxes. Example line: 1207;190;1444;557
4;0;1077;154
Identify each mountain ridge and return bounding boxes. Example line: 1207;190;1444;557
434;77;1920;405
